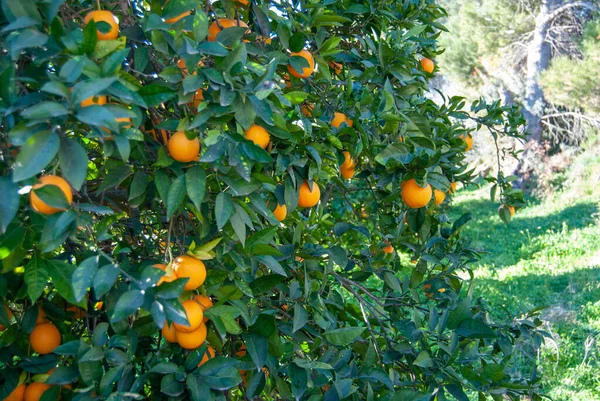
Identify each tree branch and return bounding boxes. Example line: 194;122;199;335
544;1;598;25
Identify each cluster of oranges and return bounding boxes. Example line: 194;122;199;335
1;305;63;401
154;256;214;350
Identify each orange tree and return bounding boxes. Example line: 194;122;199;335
0;0;540;400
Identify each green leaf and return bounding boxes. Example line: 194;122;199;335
215;192;233;230
413;351;434;368
72;256;99;302
21;101;68;120
128;171;149;201
456;318;497;339
185;166;206;211
24;254;48;302
43;259;80;305
161;373;184;396
292;303;308;333
92;36;127;59
166;175;186;220
12;131;60;182
72;78;117;106
33;184;70;210
324;327;365;346
230;209;247;247
446;384;470;401
93;264;120;298
139;83;177;107
97;164;133;192
58;137;88;190
192;10;209;41
0;176;19;233
111;290;144;322
243;333;268;371
255;255;286;276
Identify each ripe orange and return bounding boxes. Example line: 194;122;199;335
35;305;48;325
177;59;205;76
449;182;457;194
287;49;315;79
84;11;119;41
163;0;191;24
30;322;61;355
24;382;51;401
331;112;353;129
236;344;247;357
80;95;107;108
173;299;204;333
157;263;177;286
5;384;25;401
283;74;291;88
172;256;206;291
401;179;432;209
420;57;434;73
30;175;73;215
162;323;177;343
1;305;12;331
383;245;394;254
300;103;314;117
328;60;343;75
176;322;207;349
199;346;216;366
245;124;270;149
190;89;204;109
273;203;287;222
433;189;446;205
234;0;249;6
149;128;169;144
297;181;321;208
207;19;249;42
460;134;473;151
194;295;213;323
168;132;200;163
508;205;515;216
340;151;355;180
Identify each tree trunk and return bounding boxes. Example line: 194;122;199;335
522;0;556;143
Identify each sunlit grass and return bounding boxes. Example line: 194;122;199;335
451;156;600;400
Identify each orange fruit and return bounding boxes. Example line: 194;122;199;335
245;124;270;149
420;57;434;73
234;0;249;6
168;132;200;163
80;95;107;108
162;323;178;343
173;299;204;333
36;305;48;325
171;256;206;291
1;305;12;331
207;19;249;42
401;179;432;209
460;134;473;151
84;11;119;41
300;103;314;117
190;89;204;109
177;59;205;76
273;203;287;222
199;346;216;366
331;112;353;129
383;245;394;254
176;322;207;349
433;189;445;205
236;344;247;357
149;128;169;144
283;74;291;88
5;384;26;401
94;301;103;310
287;49;315;79
328;60;343;75
507;205;515;216
163;0;191;24
340;165;355;180
448;182;457;194
341;151;355;169
30;175;73;215
24;382;51;401
297;181;321;208
157;262;177;285
30;322;61;355
194;295;213;323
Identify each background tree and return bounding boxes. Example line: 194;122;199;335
0;1;544;400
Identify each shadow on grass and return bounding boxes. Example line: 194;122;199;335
450;189;599;269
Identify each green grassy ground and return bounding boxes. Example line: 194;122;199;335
451;152;600;400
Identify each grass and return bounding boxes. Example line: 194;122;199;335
450;150;600;400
